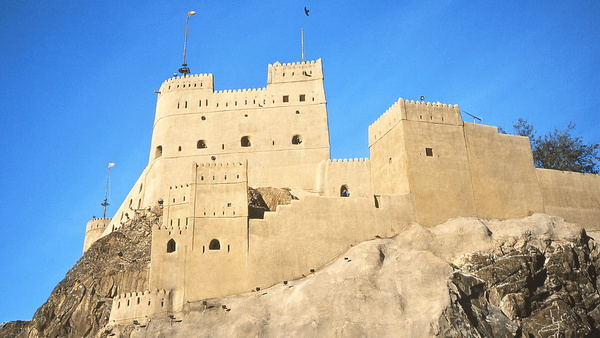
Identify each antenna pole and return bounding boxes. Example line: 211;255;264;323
301;28;305;62
101;163;114;218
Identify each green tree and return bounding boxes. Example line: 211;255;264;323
510;118;600;174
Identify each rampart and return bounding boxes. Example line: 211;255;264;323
109;289;173;323
368;98;461;148
316;158;373;197
536;168;600;230
93;58;600;324
83;217;111;253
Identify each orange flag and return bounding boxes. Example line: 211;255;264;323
188;11;195;16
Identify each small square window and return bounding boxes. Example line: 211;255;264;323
299;94;306;102
426;148;433;157
283;95;289;103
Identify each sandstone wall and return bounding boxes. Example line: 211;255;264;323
145;59;330;205
537;168;600;230
248;193;416;289
83;217;110;253
316;158;373;197
369;99;477;226
463;123;545;220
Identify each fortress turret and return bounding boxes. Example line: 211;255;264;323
83;217;111;253
143;59;330;208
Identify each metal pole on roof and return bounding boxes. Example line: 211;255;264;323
179;11;195;76
102;163;115;218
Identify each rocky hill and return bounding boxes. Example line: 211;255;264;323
3;204;600;337
0;208;156;338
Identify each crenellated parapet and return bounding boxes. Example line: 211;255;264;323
268;59;323;84
83;217;112;253
194;161;247;185
368;98;462;147
316;158;373;197
85;217;111;232
109;289;173;323
190;161;249;219
158;73;214;95
326;158;370;165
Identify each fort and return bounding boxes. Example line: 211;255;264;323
83;59;600;323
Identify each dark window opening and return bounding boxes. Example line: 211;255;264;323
185;101;188;108
167;239;176;253
283;95;289;103
178;146;182;152
292;134;302;145
155;145;163;159
241;136;251;147
197;140;207;149
295;110;300;115
209;239;221;250
299;94;306;102
426;148;433;157
201;116;206;120
222;144;225;149
341;185;350;197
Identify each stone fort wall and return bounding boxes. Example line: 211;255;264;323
95;59;600;324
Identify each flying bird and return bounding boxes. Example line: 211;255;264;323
304;7;309;16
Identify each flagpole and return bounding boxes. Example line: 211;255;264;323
301;28;304;62
102;163;115;218
179;11;195;76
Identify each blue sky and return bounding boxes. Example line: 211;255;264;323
0;0;598;323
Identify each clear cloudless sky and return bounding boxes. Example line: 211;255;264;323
1;0;598;323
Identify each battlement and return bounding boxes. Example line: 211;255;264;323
109;289;173;323
194;161;247;184
327;158;370;164
85;217;111;232
368;98;462;147
158;73;214;95
268;59;324;84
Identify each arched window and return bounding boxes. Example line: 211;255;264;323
167;239;176;253
209;239;221;250
197;140;207;149
340;185;350;197
155;145;163;159
292;135;302;145
241;136;251;147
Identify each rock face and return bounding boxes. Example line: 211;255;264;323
439;217;600;337
2;213;599;338
248;187;297;218
0;209;156;338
